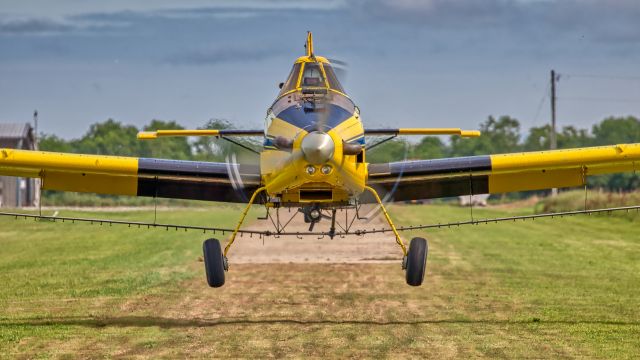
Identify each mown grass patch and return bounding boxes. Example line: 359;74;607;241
537;189;640;216
0;203;638;358
391;203;640;358
0;206;245;352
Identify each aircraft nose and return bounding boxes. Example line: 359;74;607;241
301;131;335;165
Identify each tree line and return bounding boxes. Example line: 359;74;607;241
39;119;253;163
39;115;640;191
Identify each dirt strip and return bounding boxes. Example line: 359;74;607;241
225;208;404;264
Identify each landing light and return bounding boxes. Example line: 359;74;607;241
306;165;316;175
321;165;332;175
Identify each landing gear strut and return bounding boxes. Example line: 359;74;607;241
204;185;429;287
363;186;428;286
203;186;266;288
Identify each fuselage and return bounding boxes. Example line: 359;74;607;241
260;55;367;206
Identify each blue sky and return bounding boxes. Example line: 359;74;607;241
1;0;640;138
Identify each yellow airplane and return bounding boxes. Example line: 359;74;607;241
2;32;640;287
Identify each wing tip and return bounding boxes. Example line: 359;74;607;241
461;130;481;137
137;131;158;140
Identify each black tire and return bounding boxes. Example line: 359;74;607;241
405;237;428;286
203;238;225;288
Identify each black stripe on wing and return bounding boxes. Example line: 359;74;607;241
136;158;261;203
365;156;491;202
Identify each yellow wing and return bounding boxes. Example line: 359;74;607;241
366;143;640;202
0;149;260;203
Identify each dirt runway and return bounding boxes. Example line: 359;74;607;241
227;207;403;264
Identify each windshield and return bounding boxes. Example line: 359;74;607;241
279;63;302;96
278;61;346;96
322;64;344;93
301;63;325;87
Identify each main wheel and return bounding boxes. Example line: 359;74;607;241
203;238;226;288
405;237;428;286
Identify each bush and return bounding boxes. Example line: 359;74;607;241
41;191;204;207
536;189;640;219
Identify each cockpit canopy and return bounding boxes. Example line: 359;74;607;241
279;60;345;96
302;63;323;87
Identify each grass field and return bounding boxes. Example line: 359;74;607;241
0;203;639;358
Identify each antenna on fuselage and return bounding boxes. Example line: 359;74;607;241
305;31;314;57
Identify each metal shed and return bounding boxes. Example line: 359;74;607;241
0;123;38;208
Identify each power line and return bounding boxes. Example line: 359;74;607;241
531;86;548;126
563;73;640;81
558;96;640;103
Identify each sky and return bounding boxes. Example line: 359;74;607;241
1;0;640;139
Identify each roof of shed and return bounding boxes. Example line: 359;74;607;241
0;123;31;139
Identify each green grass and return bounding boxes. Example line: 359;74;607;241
392;203;640;357
0;207;243;299
0;203;638;358
0;205;245;356
538;189;640;217
40;190;208;207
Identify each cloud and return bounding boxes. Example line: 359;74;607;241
5;0;640;46
0;18;74;35
150;1;344;19
0;16;131;36
3;0;639;64
0;0;345;22
166;46;285;66
0;3;336;37
353;0;640;44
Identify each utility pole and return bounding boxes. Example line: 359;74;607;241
550;70;557;151
550;70;558;196
33;110;38;150
33;110;40;207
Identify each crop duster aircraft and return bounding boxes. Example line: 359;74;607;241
3;32;640;288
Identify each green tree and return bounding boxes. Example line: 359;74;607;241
411;136;446;159
192;119;260;164
524;124;592;151
366;139;410;163
192;119;231;162
591;116;640;145
559;126;592;148
588;116;640;190
142;120;192;160
38;134;73;153
74;119;143;156
450;115;521;156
